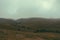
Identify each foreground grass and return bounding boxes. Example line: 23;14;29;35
16;31;60;40
0;29;60;40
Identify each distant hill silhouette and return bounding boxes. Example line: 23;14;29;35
0;18;17;30
0;18;60;33
16;18;60;33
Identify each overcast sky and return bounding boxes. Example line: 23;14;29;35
0;0;60;19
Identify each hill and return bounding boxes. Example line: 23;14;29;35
0;18;60;40
16;18;60;33
0;18;17;30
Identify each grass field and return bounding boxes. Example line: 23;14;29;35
0;29;60;40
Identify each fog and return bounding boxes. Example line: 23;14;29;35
0;0;60;19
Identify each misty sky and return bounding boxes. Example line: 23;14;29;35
0;0;60;19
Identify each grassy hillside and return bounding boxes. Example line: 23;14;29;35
17;18;60;33
0;18;60;40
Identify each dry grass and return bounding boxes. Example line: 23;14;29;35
0;29;60;40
